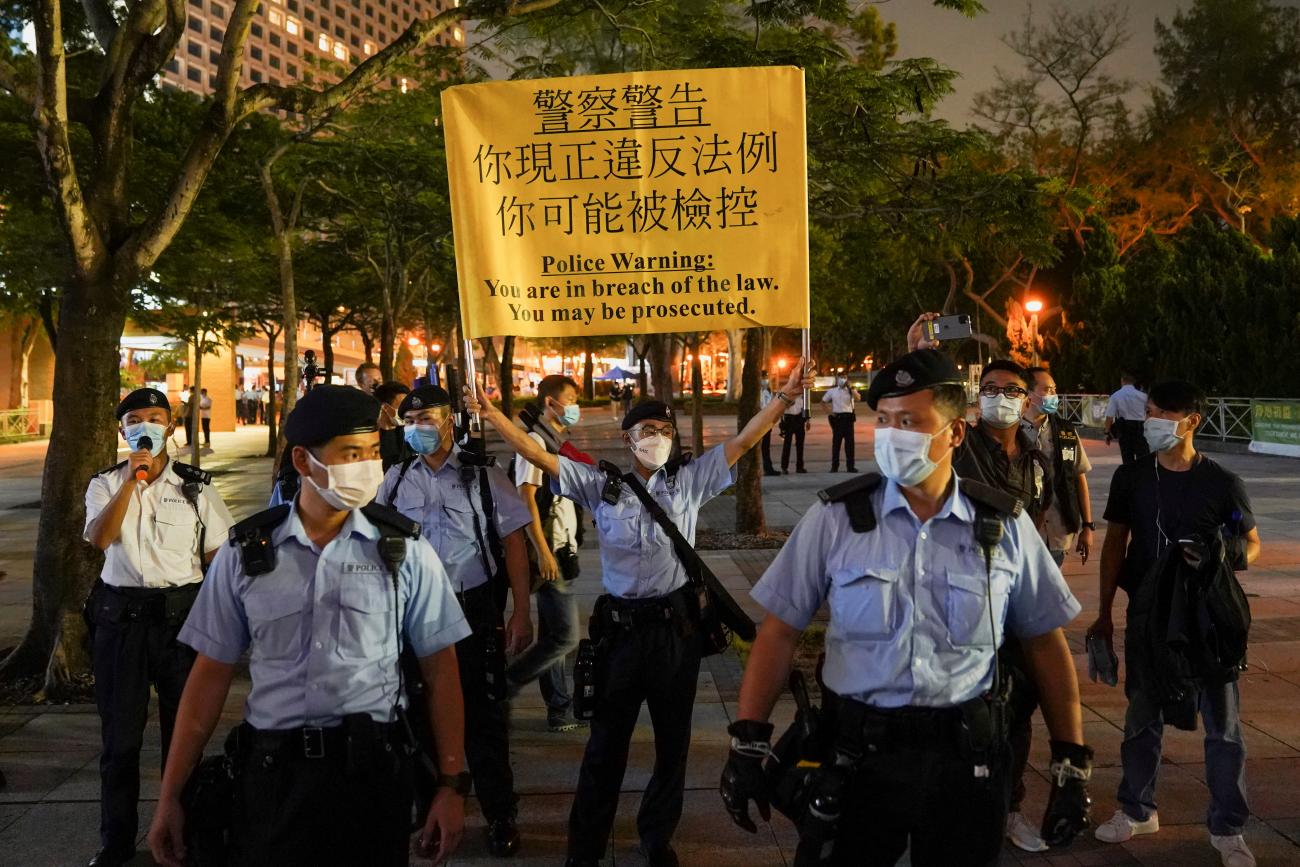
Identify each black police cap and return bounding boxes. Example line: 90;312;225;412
621;400;675;430
398;385;452;417
284;385;381;447
116;388;171;420
865;349;964;410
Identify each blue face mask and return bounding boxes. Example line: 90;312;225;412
123;422;167;456
561;404;581;427
1038;394;1060;415
404;423;442;455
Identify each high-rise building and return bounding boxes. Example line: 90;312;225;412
161;0;464;94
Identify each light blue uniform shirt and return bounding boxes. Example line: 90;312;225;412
751;476;1080;709
557;444;734;599
179;505;472;730
377;451;531;593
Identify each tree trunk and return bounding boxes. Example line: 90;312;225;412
582;337;595;400
691;336;705;456
356;322;374;365
379;313;395;381
735;327;766;534
265;326;280;458
0;278;126;686
499;335;515;419
478;337;500;396
725;328;743;403
648;334;675;404
8;314;38;408
319;315;336;383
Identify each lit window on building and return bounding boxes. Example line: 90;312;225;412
332;42;347;61
269;8;283;26
286;15;300;34
399;77;408;94
318;33;330;51
453;26;461;41
363;40;374;55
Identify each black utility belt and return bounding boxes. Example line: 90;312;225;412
235;716;402;761
91;581;201;626
824;691;970;754
603;585;694;630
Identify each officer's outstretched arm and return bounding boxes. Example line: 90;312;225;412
463;383;559;478
148;655;237;867
416;646;467;864
725;362;813;467
737;614;801;724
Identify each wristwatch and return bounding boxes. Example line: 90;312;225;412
776;391;795;406
435;771;473;796
1082;521;1096;531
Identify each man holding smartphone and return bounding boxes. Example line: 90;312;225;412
1088;381;1260;867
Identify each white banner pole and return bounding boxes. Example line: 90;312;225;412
801;327;812;416
463;337;482;433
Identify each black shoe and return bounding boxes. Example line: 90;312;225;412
830;466;839;473
87;848;134;867
764;470;781;477
847;466;858;473
796;467;808;474
642;845;680;867
486;814;520;857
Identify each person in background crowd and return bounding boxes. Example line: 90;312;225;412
1089;381;1261;867
259;385;270;424
779;389;808;474
1023;367;1095;568
374;381;412;471
356;362;383;395
506;375;587;733
821;373;860;473
759;371;780;477
175;387;191;447
1105;372;1148;466
198;389;212;447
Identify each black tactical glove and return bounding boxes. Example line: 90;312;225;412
720;720;774;833
1041;740;1094;847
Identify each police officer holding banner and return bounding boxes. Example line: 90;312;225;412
720;350;1094;866
378;384;535;857
148;385;472;867
466;361;812;867
83;387;233;867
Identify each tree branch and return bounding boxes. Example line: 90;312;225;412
79;0;120;51
33;0;107;280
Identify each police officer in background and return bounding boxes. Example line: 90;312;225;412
821;373;860;473
467;362;812;867
83;388;234;867
721;351;1094;866
148;385;472;867
1105;372;1149;466
378;385;535;857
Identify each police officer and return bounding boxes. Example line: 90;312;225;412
821;374;860;473
720;351;1094;866
466;362;812;867
83;387;234;867
147;385;472;867
378;384;534;857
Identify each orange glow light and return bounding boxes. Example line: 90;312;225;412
1025;299;1044;314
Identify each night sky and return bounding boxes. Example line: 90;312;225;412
883;0;1192;127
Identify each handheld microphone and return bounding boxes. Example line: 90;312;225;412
134;436;153;481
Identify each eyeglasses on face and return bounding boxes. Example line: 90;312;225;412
979;384;1028;399
630;424;675;441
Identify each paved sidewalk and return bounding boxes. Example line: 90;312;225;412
2;417;1299;865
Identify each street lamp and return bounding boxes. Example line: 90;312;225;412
1025;299;1043;365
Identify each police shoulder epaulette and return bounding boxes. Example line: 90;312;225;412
817;472;884;534
94;460;127;478
172;462;213;486
960;480;1023;519
228;503;292;544
360;502;421;539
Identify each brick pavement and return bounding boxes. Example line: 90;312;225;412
2;416;1299;865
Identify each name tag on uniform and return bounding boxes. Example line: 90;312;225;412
160;496;192;507
343;563;384;574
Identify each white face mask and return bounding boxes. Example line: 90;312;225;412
874;425;947;487
1144;417;1185;453
304;450;383;512
631;435;674;471
979;394;1024;429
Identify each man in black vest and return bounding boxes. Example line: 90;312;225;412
1022;367;1095;567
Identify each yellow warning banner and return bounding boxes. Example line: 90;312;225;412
442;66;809;339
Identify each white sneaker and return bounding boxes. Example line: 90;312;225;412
1006;811;1049;852
1211;834;1257;867
1095;809;1160;843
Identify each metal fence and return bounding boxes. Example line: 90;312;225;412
1058;394;1262;444
0;408;40;443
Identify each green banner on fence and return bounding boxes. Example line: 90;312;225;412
1249;400;1300;458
